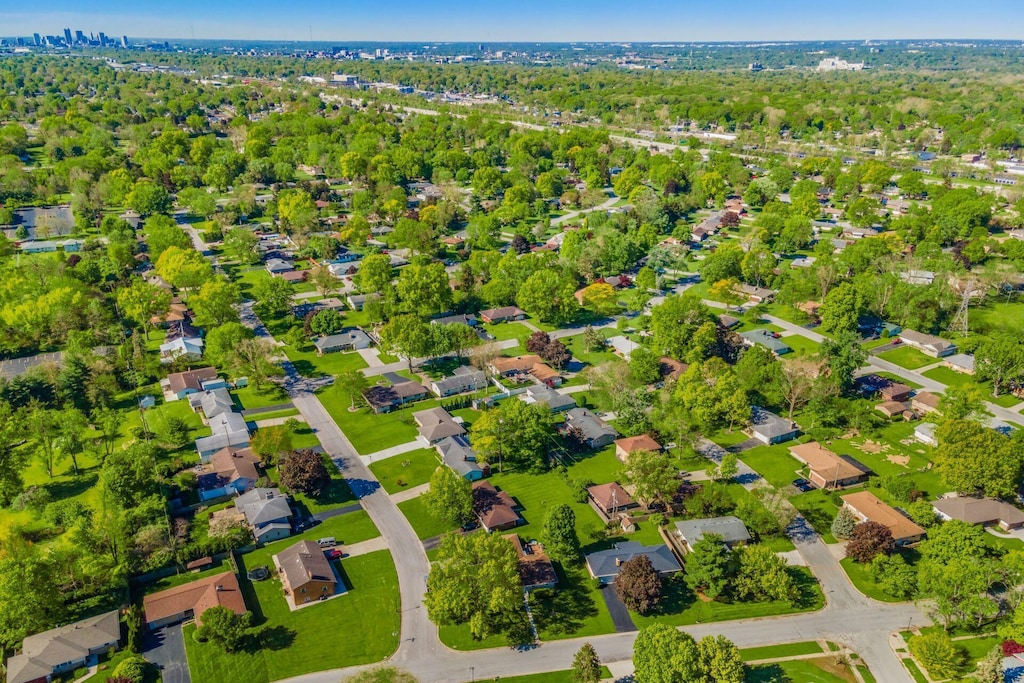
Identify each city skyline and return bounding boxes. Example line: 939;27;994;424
3;0;1024;43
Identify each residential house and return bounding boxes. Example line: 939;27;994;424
749;407;799;445
265;258;294;274
606;335;640;360
914;422;938;446
472;480;523;532
347;293;381;311
898;330;958;358
362;380;429;414
674;516;751;553
435;435;489;481
739;329;791;355
585;541;681;584
234;487;292;543
505;535;558;590
143;572;247;630
479;306;527;324
660;357;688;382
529;362;562;388
431;313;478;327
587;482;638;520
277;270;308;283
876;401;909;419
932;496;1024;531
195;412;250;462
737;284;777;303
911;392;941;415
5;611;120;683
162;367;219;401
414;407;466;445
313;328;373;354
943;353;975;375
429;366;487;397
879;382;913;403
899;270;936;286
788;442;869;490
563;408;618;449
840;491;926;546
150;300;191;327
490;354;561;386
718;314;741;329
520;384;577;413
198;447;261;501
274;540;340;606
189;388;235;421
614;435;661;462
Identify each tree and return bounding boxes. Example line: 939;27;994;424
908;632;967;680
624;449;678;506
516;270;579;325
143;214;191;260
204;322;255;367
819;282;863;336
684;533;734;599
471;399;553;473
632;624;703;683
698;242;743;285
830;506;857;539
919;519;988;566
310;265;339;298
974;334;1024;397
277;189;318;233
116;279;172;338
974;646;1005;683
572;643;602;683
733;544;797;603
776;358;819;420
178;186;218;219
870;553;918;599
629;346;662;385
820;331;867;392
377;315;432;372
252;272;295;318
845;521;895;563
526;330;551;354
357;253;394;294
579;282;619;316
222;228;261;265
194;605;252;653
229;337;281;389
337;369;369;410
249;425;293;468
191;278;240;326
649;294;716;361
309;309;345;336
697;635;745;683
102;443;158;508
126;180;171;216
740;246;777;288
542;504;581;564
424;532;527;643
110;654;148;683
155;246;212;291
422;465;473;526
934;420;1024;498
280;449;331;497
614;554;662;615
542;339;572;370
396;262;453;317
0;550;66;650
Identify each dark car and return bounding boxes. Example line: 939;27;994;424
460;519;480;532
792;478;813;492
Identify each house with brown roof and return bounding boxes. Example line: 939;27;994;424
789;442;869;490
479;306;527;324
878;382;912;403
472;480;523;532
362;380;429;413
659;357;688;381
932;496;1024;531
161;367;222;401
587;482;639;521
5;611;121;683
490;354;543;376
897;330;958;358
841;491;925;546
143;571;247;630
273;540;341;609
614;435;662;462
414;407;466;445
198;447;261;501
911;391;941;415
505;535;558;590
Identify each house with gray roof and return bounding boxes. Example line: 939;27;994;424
431;313;478;328
914;422;938;446
520;384;576;413
435;434;489;481
265;257;294;274
898;329;957;358
739;329;791;355
347;292;381;311
6;611;120;683
189;388;235;421
429;366;487;397
674;516;751;553
235;487;292;543
748;407;799;445
933;496;1024;531
585;541;681;584
159;336;204;364
414;407;466;445
196;412;251;462
562;408;617;449
313;328;372;354
943;353;975;375
606;335;641;360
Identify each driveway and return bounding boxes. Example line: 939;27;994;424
142;624;191;683
311;501;362;522
599;585;637;633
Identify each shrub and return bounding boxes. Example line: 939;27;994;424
830;507;857;539
845;521;895;563
111;654;148;683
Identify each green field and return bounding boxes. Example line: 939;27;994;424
368;448;441;494
746;658;857;683
397;495;459;540
921;365;1023;408
284;346;368;378
739;641;824;661
184;549;399;683
877;346;936;370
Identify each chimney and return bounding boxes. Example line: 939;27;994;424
215;585;223;592
615;558;623;567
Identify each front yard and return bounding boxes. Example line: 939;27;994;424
368;448;440;494
876;346;935;370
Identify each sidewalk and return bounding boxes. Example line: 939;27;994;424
363;440;423;464
390;483;430;504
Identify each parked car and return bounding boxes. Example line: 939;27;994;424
792;478;813;492
325;548;343;560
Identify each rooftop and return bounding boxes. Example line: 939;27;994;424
143;571;247;627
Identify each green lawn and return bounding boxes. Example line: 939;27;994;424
184;549;399;683
266;451;357;516
971;301;1024;336
482;321;531;342
789;490;840;543
277;509;380;547
780;333;820;357
740;444;805;489
458;667;612;683
630;567;824;629
921;366;1022;408
746;658;856;683
232;384;292;411
284;346;368;378
139;556;236;596
561;445;624;486
562;329;623;368
877;346;936;370
368;448;440;494
397;496;459;540
902;656;929;683
739;641;824;661
839;556;911;603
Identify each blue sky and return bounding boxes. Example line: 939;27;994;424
3;0;1023;42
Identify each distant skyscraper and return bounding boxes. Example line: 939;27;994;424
74;30;85;45
63;28;72;45
98;32;106;45
121;35;129;48
33;33;41;46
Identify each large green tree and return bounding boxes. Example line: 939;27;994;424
422;465;473;527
